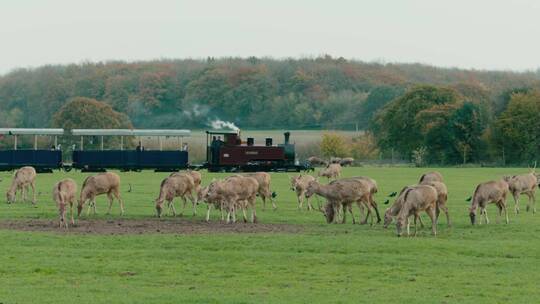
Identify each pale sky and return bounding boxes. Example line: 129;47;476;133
1;0;539;75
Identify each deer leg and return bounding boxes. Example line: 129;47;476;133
31;182;36;205
92;198;97;215
427;207;437;236
416;215;425;228
414;213;419;236
251;199;258;223
532;192;537;214
220;202;225;222
106;192;114;215
113;189;125;216
186;192;196;216
269;192;277;210
206;204;212;222
363;201;375;226
225;202;232;223
179;196;188;216
406;217;410;236
525;192;535;214
478;207;483;224
20;186;26;202
478;208;484;224
226;208;232;224
297;194;303;210
482;208;489;224
348;204;355;224
361;202;370;225
444;205;451;227
165;199;171;216
497;204;503;224
369;204;375;226
513;192;520;214
63;208;68;229
58;203;63;228
341;204;347;224
85;202;91;216
242;204;248;223
357;202;365;224
369;197;381;224
504;202;509;224
170;199;177;216
69;200;74;225
307;196;314;211
231;204;237;223
332;204;339;224
85;198;93;216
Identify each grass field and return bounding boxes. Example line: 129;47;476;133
1;167;539;303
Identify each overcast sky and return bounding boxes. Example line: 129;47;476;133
1;0;539;75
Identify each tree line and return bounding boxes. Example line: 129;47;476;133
0;56;540;164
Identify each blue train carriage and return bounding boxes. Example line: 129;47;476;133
0;128;64;173
70;129;190;172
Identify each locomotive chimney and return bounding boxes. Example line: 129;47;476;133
284;132;290;145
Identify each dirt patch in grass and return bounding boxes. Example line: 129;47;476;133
0;218;303;235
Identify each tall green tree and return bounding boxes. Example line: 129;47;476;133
371;85;460;158
494;91;540;163
357;85;404;128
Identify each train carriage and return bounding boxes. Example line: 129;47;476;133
0;128;64;172
71;129;190;172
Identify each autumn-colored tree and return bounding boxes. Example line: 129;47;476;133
350;132;379;160
53;97;132;130
53;97;133;150
320;133;351;158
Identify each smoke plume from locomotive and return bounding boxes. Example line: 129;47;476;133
209;119;240;132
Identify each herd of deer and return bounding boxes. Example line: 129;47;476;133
4;164;540;237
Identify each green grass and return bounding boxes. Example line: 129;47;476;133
0;167;539;303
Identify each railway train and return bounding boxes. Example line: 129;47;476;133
0;128;312;173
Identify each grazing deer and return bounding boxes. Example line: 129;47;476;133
53;178;77;228
6;166;37;205
467;179;509;225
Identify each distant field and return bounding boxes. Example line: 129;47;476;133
0;167;539;303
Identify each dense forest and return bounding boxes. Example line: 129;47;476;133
1;56;540;164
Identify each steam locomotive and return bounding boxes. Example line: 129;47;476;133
0;128;311;173
205;130;310;172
